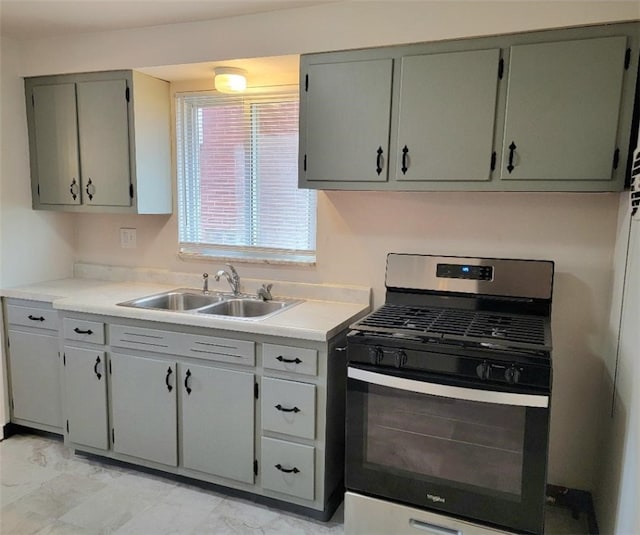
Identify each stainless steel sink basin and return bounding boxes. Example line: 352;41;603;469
117;289;300;319
118;289;224;311
198;298;293;318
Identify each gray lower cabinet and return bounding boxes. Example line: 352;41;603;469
110;352;178;466
4;300;62;432
62;346;108;449
180;362;255;483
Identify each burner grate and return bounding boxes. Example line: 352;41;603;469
353;304;550;350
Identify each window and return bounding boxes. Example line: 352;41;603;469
176;87;316;264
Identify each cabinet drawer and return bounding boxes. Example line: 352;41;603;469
6;304;58;331
110;324;255;366
262;377;315;439
64;318;105;344
263;344;317;376
261;437;314;501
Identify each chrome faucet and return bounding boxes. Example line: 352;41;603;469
215;264;241;296
202;273;209;294
257;283;273;302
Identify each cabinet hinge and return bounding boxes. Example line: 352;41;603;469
254;382;259;399
624;48;631;70
613;148;620;170
254;459;258;476
303;154;307;172
498;58;504;80
305;73;309;92
66;420;69;433
112;428;115;444
125;86;130;102
129;184;134;199
490;151;497;171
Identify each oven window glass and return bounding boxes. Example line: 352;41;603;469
365;385;525;497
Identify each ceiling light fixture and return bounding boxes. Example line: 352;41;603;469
214;67;247;93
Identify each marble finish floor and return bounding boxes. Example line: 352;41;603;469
1;433;589;534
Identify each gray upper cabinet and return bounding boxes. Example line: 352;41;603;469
180;363;255;484
395;49;500;181
302;59;393;182
25;70;172;213
501;36;627;181
76;80;131;206
299;22;639;192
32;83;81;205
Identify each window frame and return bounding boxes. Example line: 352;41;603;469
175;87;316;266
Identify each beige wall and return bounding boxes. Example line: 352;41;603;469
4;0;638;497
0;36;75;431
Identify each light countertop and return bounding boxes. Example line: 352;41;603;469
2;278;371;342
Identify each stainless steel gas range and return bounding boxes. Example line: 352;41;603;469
344;254;554;535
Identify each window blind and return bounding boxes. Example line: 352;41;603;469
176;87;316;264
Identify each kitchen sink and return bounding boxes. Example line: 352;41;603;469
198;298;292;318
117;289;300;319
119;289;224;311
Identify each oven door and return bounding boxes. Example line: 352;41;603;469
346;363;550;535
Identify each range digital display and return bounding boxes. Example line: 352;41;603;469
436;263;493;281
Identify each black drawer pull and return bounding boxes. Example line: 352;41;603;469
507;141;517;173
165;367;173;392
184;369;192;395
276;356;302;364
28;315;45;322
94;356;102;380
73;327;93;335
275;464;300;474
275;404;300;413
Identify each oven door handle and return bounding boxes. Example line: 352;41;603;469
348;367;549;408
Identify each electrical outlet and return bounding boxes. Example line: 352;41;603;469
120;228;137;249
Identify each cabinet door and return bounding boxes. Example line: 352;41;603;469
77;79;131;207
7;330;62;428
63;347;108;450
396;49;500;181
32;83;81;205
501;36;627;181
180;363;255;484
303;59;393;182
110;353;177;466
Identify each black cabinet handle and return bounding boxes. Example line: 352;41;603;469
507;141;517;173
184;369;192;395
275;464;300;474
275;404;300;413
276;355;302;364
165;367;173;392
73;327;93;335
28;315;45;322
376;146;384;176
401;145;409;174
69;178;78;201
85;178;94;201
94;356;102;380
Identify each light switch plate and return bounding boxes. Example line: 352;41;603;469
120;228;137;249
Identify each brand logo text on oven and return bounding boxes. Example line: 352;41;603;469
427;493;446;504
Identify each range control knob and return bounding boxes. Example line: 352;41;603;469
368;346;384;365
476;360;492;380
505;366;521;385
394;350;408;368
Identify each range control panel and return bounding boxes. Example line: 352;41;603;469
436;263;493;281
